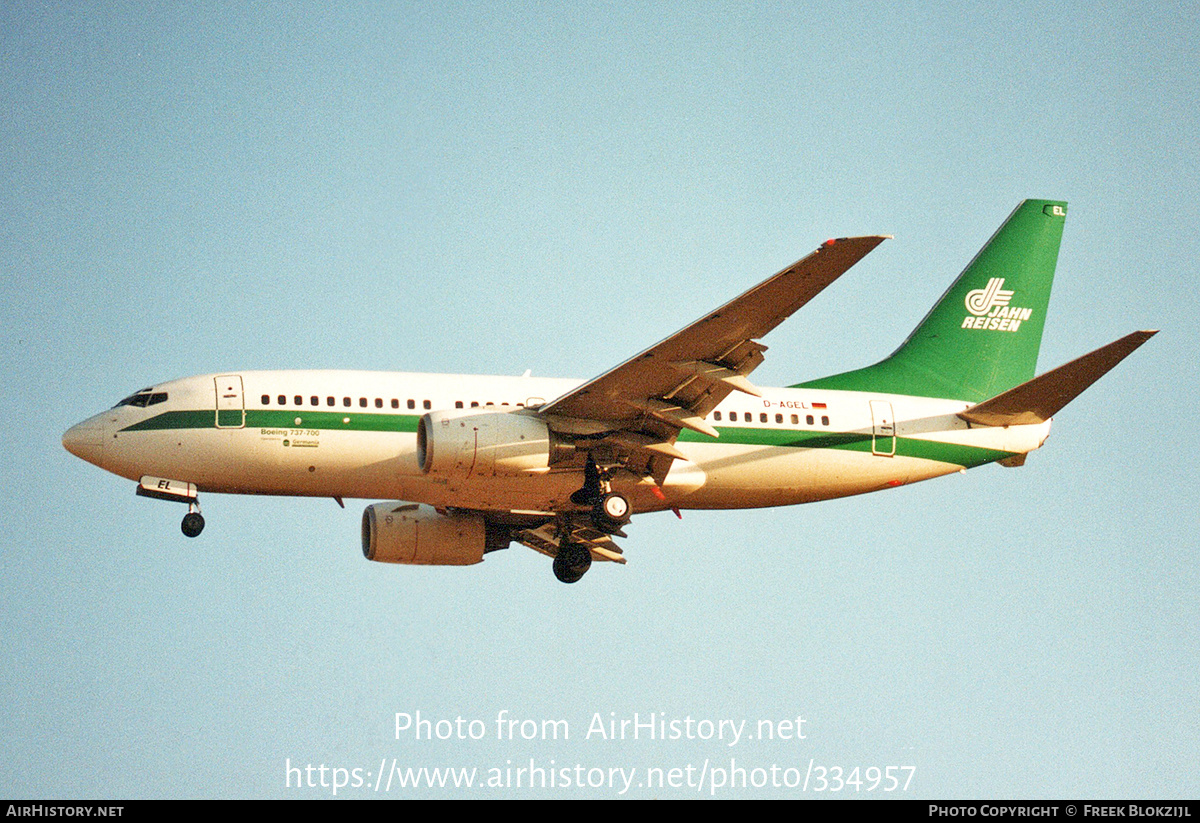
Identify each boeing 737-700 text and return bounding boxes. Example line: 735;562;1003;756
63;200;1155;583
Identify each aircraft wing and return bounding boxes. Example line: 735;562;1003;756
538;235;888;482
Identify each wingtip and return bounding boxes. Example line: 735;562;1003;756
821;234;892;247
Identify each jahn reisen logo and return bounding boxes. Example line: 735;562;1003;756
962;278;1032;332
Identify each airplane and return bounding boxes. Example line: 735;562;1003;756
62;199;1156;584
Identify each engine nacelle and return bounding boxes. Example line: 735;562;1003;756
362;502;486;565
417;410;568;477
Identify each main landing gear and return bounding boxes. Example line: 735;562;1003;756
596;491;630;528
570;456;633;535
553;540;592;584
552;455;636;584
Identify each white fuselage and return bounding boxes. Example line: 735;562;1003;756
63;370;1052;515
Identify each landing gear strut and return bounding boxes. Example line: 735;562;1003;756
569;456;603;507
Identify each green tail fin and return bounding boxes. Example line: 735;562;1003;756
796;199;1068;402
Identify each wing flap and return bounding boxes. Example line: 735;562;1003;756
669;359;764;397
516;522;627;564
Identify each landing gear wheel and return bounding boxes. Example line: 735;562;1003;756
552;541;592;584
591;492;632;534
181;511;205;538
599;492;630;523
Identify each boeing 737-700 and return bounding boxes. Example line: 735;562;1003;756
63;200;1155;583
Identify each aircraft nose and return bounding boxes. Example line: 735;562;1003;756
63;418;105;465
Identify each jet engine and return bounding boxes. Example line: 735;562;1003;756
416;410;572;477
362;502;497;565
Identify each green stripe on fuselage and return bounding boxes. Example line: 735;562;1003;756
677;426;1014;468
121;411;1012;468
120;409;422;433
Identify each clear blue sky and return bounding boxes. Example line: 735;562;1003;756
2;1;1196;798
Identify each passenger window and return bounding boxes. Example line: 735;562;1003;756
714;411;722;421
391;399;399;409
327;397;335;407
821;416;830;426
311;396;318;406
359;398;367;408
294;395;302;406
343;397;351;407
775;413;783;423
806;415;814;425
278;395;286;405
470;402;479;408
455;401;464;409
262;395;270;405
375;398;383;408
424;400;431;410
759;413;767;423
407;399;415;409
791;414;798;425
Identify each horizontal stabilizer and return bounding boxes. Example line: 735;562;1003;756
958;330;1157;426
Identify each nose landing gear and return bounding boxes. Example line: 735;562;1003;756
181;503;205;538
135;476;205;538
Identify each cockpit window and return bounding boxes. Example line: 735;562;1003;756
115;389;167;408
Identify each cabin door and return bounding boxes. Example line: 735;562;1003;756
214;375;245;428
870;400;895;456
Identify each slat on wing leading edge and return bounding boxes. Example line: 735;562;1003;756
541;235;889;423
